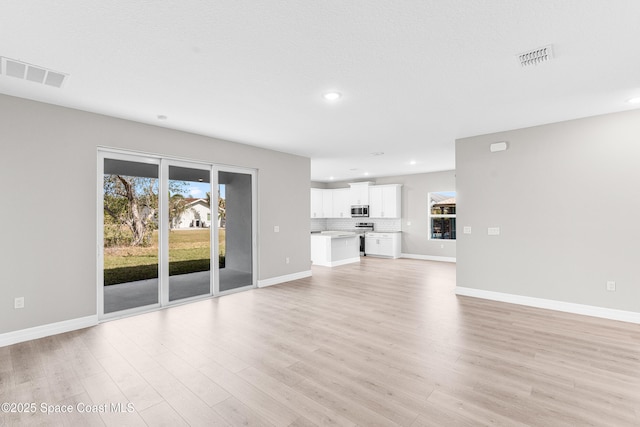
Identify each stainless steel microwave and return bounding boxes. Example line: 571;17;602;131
351;205;369;217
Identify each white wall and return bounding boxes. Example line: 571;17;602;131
456;109;640;312
0;94;310;335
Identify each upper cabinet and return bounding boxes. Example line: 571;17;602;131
311;183;401;219
322;190;333;218
331;188;350;218
349;182;371;205
311;188;348;218
310;188;324;218
369;184;402;218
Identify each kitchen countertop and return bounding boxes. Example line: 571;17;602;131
311;230;402;236
311;231;358;239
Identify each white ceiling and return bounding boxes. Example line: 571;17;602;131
2;1;640;182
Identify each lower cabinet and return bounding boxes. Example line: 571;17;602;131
364;232;401;258
311;234;360;267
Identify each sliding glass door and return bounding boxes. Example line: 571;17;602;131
99;151;256;319
218;169;255;292
101;155;160;314
167;163;212;302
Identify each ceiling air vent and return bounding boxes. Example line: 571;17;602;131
517;45;554;67
0;57;68;88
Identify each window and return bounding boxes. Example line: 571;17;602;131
429;191;456;240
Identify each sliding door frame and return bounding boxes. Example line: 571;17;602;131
216;165;258;296
162;158;218;306
97;150;163;320
97;148;257;321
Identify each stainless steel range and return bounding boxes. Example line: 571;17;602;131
354;222;374;255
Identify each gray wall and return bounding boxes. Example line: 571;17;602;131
0;94;310;334
456;109;640;312
326;170;456;257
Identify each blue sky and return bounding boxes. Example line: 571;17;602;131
181;182;225;199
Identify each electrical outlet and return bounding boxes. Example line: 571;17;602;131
606;281;616;292
274;225;280;233
14;297;24;309
488;227;500;236
286;257;290;264
463;226;472;234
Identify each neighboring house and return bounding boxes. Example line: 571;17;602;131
173;198;211;229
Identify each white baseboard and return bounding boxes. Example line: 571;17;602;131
401;253;456;263
320;257;361;268
257;270;312;288
455;287;640;324
0;315;99;347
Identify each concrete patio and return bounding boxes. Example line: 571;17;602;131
104;268;253;313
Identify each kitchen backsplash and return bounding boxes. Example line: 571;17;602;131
310;219;327;232
311;218;401;232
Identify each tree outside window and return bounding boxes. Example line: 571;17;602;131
429;191;456;240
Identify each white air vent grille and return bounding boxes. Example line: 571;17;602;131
0;57;68;88
517;45;554;67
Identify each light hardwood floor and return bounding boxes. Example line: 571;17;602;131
1;257;640;426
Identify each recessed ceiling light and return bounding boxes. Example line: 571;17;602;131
329;176;334;180
370;152;384;156
364;172;370;176
627;97;640;104
409;160;417;165
157;114;167;120
323;91;342;101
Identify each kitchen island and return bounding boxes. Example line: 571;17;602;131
310;231;360;267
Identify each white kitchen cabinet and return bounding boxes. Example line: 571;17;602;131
311;233;360;267
331;188;350;218
322;189;333;218
311;188;347;218
310;188;323;218
349;182;371;206
369;184;401;218
365;232;401;258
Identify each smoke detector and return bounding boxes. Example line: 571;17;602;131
0;57;68;88
517;45;554;67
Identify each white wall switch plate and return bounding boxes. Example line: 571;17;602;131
606;281;616;291
14;297;24;309
487;227;500;236
274;225;280;232
463;226;472;234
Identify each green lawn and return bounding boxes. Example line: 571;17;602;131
104;228;225;285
